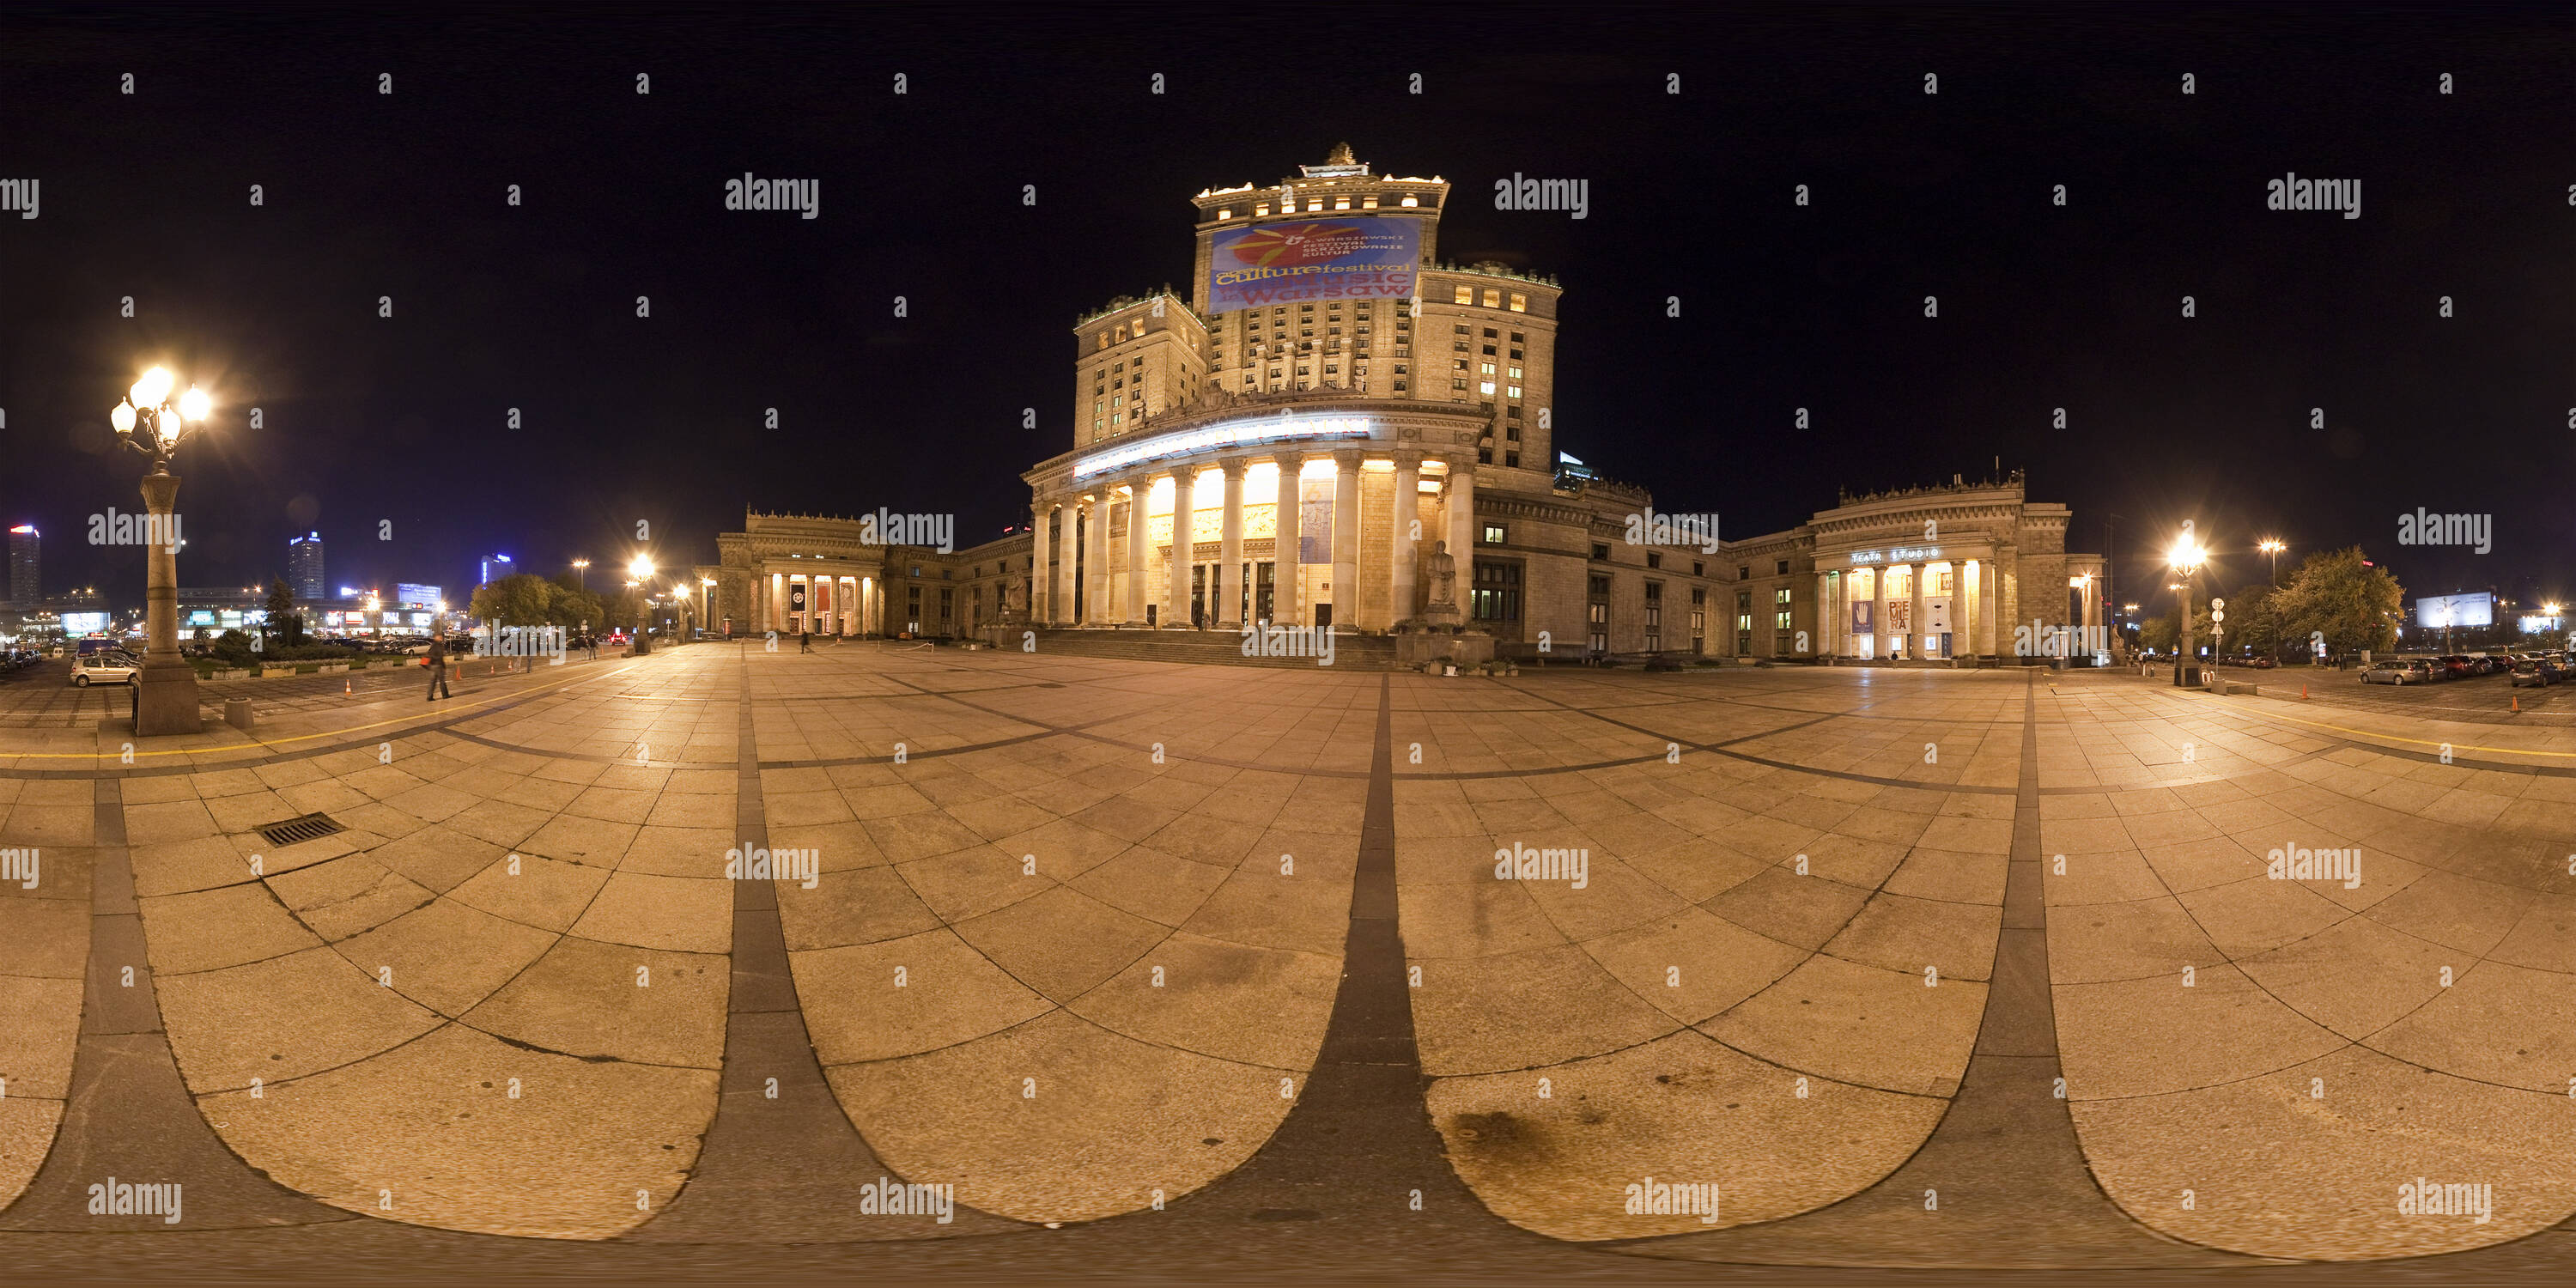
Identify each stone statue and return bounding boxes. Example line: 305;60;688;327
1421;540;1463;629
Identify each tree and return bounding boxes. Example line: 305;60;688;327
2221;582;2281;657
263;576;305;648
2139;598;2210;654
2275;547;2403;660
547;573;604;631
468;573;557;626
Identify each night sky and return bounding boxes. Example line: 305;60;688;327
2;4;2567;619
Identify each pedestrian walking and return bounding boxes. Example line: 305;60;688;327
799;629;814;653
425;634;452;702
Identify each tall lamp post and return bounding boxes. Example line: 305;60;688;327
627;555;655;654
2167;527;2206;688
571;558;590;592
2257;538;2285;665
111;366;213;735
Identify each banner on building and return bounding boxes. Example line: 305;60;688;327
1886;599;1911;635
1299;477;1335;565
1926;597;1952;633
1851;601;1873;635
1206;216;1421;314
788;581;806;613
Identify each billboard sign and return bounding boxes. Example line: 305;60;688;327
2416;592;2494;629
1205;216;1421;313
397;583;441;608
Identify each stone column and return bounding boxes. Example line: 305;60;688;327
1959;562;1977;660
1030;499;1050;626
1445;458;1477;601
1329;450;1361;630
1273;453;1304;626
1218;459;1247;629
1814;572;1831;657
1125;477;1151;625
1085;492;1111;625
1054;497;1079;626
1166;466;1195;628
1389;451;1421;627
1978;556;2000;657
1909;563;1927;661
1870;566;1887;661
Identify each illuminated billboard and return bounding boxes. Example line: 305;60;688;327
2415;592;2494;629
1204;216;1420;314
62;612;109;634
1072;413;1372;480
397;583;441;608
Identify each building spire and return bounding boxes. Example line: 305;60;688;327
1327;141;1355;166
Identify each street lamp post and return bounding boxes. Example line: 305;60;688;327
111;367;213;735
2257;539;2285;665
571;558;590;592
627;555;655;654
2167;527;2207;688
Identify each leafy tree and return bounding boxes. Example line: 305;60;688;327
2139;598;2212;654
2220;582;2281;657
2275;547;2403;659
547;573;604;631
468;573;557;626
263;576;305;648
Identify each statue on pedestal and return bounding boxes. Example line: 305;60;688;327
1421;539;1463;629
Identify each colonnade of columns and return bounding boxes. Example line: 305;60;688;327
1818;558;2002;661
756;570;881;635
1029;449;1471;632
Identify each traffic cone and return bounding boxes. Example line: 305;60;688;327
2512;696;2519;713
2301;683;2308;700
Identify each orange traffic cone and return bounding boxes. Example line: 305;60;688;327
2301;683;2308;700
2512;696;2519;713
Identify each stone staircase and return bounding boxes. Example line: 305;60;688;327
1009;627;1401;671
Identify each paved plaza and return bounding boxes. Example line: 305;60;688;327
1;642;2571;1279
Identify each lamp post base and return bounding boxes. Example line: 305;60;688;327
134;660;204;736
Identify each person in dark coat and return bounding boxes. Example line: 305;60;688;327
425;634;452;701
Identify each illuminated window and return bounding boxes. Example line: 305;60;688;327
1480;362;1495;376
1334;197;1349;210
1453;285;1473;305
1479;381;1496;395
1400;195;1418;206
1363;195;1378;209
1507;386;1521;398
1509;292;1527;312
1508;366;1522;379
1255;203;1270;216
1482;288;1500;307
1217;208;1232;219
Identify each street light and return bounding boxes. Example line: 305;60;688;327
571;558;590;592
2167;527;2207;687
2255;539;2287;665
111;365;213;734
626;556;656;654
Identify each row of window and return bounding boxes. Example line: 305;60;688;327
1214;192;1423;219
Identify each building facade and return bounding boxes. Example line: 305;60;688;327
716;147;2105;665
710;510;1034;641
8;525;36;607
289;532;325;601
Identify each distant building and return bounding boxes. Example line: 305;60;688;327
480;554;514;585
289;532;326;601
7;525;35;607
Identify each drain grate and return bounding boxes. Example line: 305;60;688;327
255;811;347;848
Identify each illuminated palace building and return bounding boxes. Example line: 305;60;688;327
719;147;2106;664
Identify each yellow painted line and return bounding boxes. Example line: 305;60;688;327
2137;686;2576;760
0;662;642;761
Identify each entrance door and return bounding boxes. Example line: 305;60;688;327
1189;565;1207;629
1254;562;1275;623
1315;602;1334;629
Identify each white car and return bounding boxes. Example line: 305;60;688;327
70;653;139;686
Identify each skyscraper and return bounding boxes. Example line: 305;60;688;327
289;532;325;601
480;554;513;585
7;525;36;607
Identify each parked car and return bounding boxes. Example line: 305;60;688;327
2509;658;2559;687
70;652;139;686
2363;659;2430;685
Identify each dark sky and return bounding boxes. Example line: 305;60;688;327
2;3;2568;620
